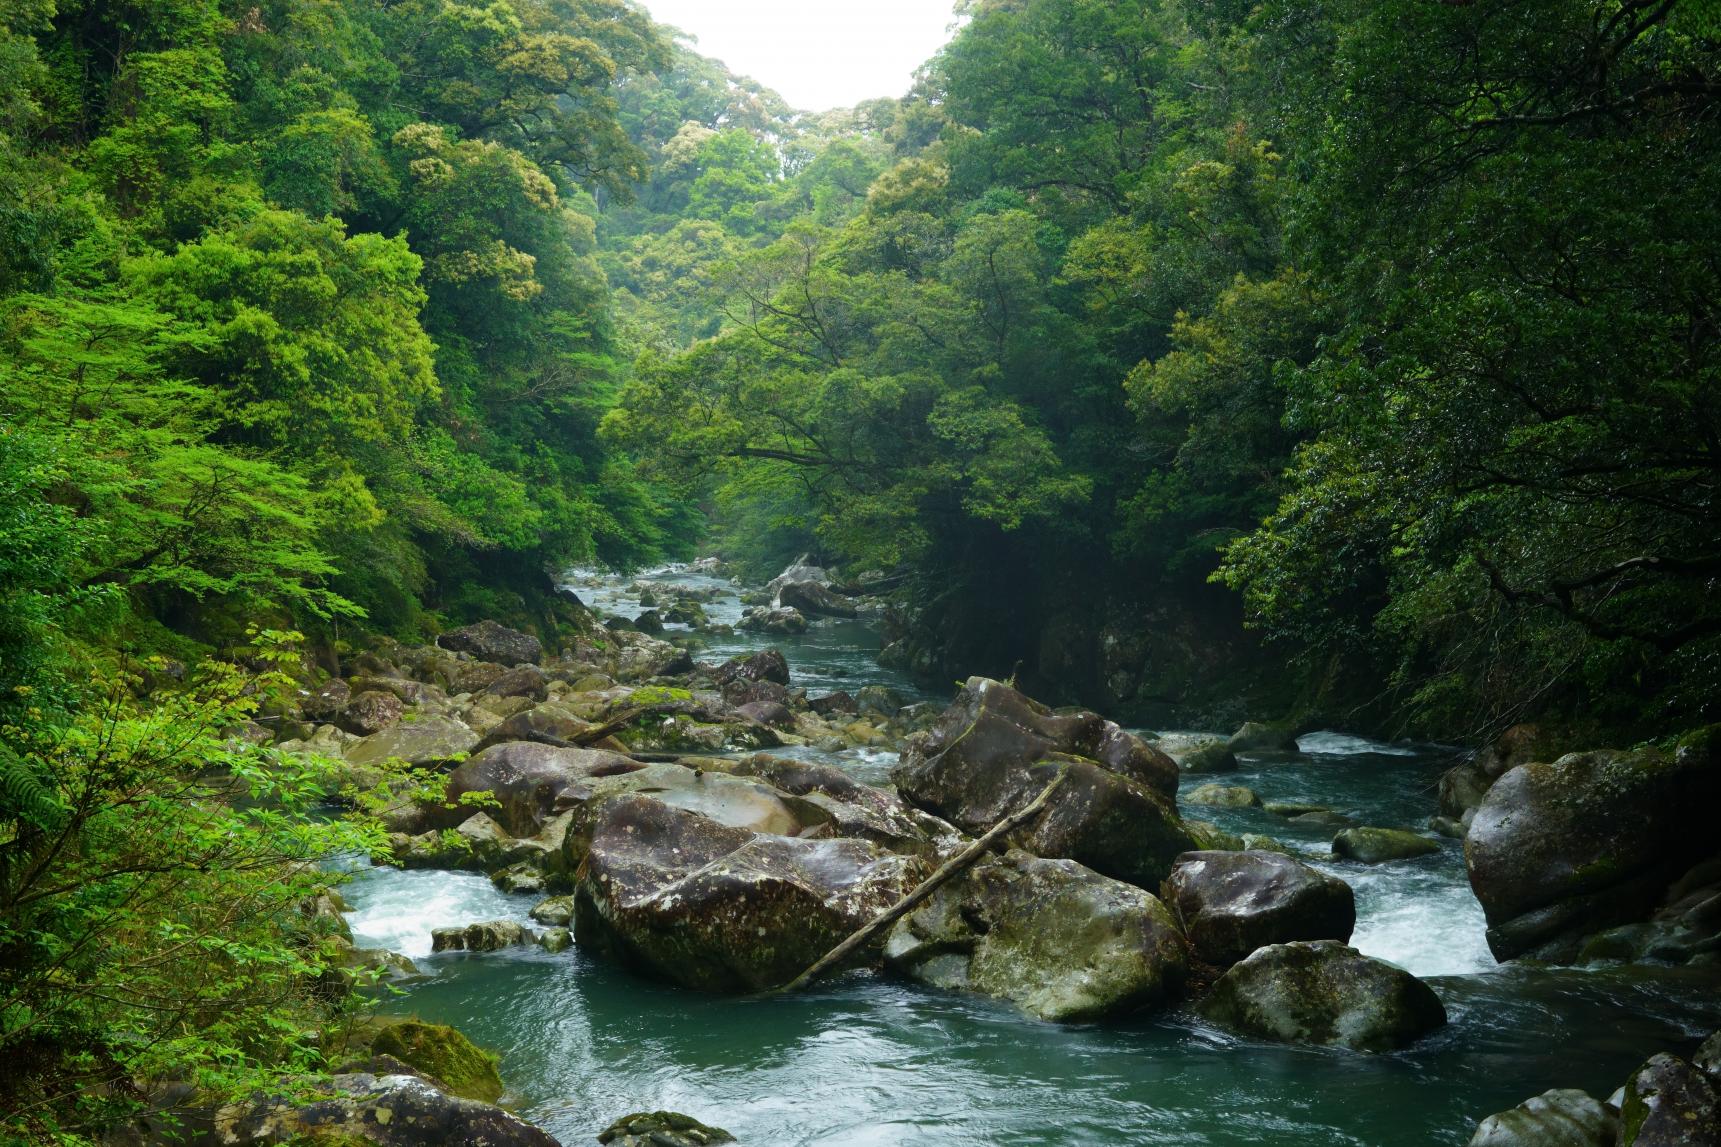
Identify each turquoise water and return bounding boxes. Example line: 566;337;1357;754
341;565;1721;1145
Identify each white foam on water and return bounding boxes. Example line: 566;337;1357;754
1336;862;1498;977
1296;730;1421;757
344;867;531;959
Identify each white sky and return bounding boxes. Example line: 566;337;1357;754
641;0;960;112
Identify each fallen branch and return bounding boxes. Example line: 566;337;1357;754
772;766;1071;995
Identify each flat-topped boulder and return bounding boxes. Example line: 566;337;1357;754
886;849;1188;1022
344;715;481;769
1199;939;1446;1052
892;677;1194;889
1163;850;1356;966
572;793;919;992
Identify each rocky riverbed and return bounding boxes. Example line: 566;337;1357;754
236;560;1721;1146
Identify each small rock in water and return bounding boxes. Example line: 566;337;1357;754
1199;939;1447;1052
597;1110;736;1145
1184;783;1262;809
1228;721;1300;753
1332;826;1441;863
1467;1088;1618;1147
530;895;575;926
1176;738;1239;774
430;920;532;953
536;927;572;953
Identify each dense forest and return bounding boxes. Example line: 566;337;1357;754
2;0;1719;1141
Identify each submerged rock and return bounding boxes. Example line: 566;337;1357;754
1467;1089;1619;1147
886;849;1189;1022
573;793;918;992
437;619;542;667
1332;827;1441;864
892;677;1193;889
368;1021;502;1103
1466;736;1721;961
1199;939;1446;1052
1163;850;1355;967
598;1111;737;1146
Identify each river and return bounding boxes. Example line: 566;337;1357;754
338;563;1721;1145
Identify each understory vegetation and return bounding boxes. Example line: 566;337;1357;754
0;0;1717;1138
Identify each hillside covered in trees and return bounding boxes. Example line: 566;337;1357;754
2;0;1719;1141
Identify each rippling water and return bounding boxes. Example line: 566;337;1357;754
340;564;1721;1145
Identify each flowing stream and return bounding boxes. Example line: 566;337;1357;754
339;565;1721;1145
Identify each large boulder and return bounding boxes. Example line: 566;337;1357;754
1162;850;1356;967
1619;1053;1721;1146
210;1071;558;1146
572;793;918;992
437;620;542;667
1175;738;1239;775
703;755;958;856
1465;736;1721;961
441;742;645;837
1199;940;1447;1052
779;579;858;619
367;1021;502;1103
766;555;831;600
886;849;1188;1022
344;715;481;769
738;606;808;635
1467;1089;1619;1147
713;648;791;687
472;700;599;752
892;678;1192;889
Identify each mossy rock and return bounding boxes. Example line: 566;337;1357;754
368;1021;504;1103
598;1110;736;1145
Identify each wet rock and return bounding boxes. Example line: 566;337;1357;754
1697;1030;1721;1081
369;1021;502;1103
779;579;857;619
1430;815;1467;839
714;648;791;687
766;555;831;599
529;895;575;927
473;701;600;752
1176;738;1239;775
572;793;917;992
1288;810;1356;829
1240;833;1293;855
1199;939;1447;1052
438;619;543;667
703;755;957;856
1466;735;1721;961
1467;1088;1619;1147
1163;850;1356;966
491;863;546;895
1264;801;1330;818
338;690;404;737
598;1111;736;1146
482;664;550;702
430;920;532;953
720;676;791;709
441;742;645;837
1228;721;1300;754
738;606;808;635
536;927;572;953
1185;820;1245;851
886;849;1188;1022
809;691;858;716
854;684;905;718
893;677;1195;889
1332;827;1441;864
736;700;796;729
211;1070;558;1146
1184;784;1262;809
633;609;665;634
1619;1053;1721;1146
344;715;481;769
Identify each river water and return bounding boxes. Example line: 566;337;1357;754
339;564;1721;1145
